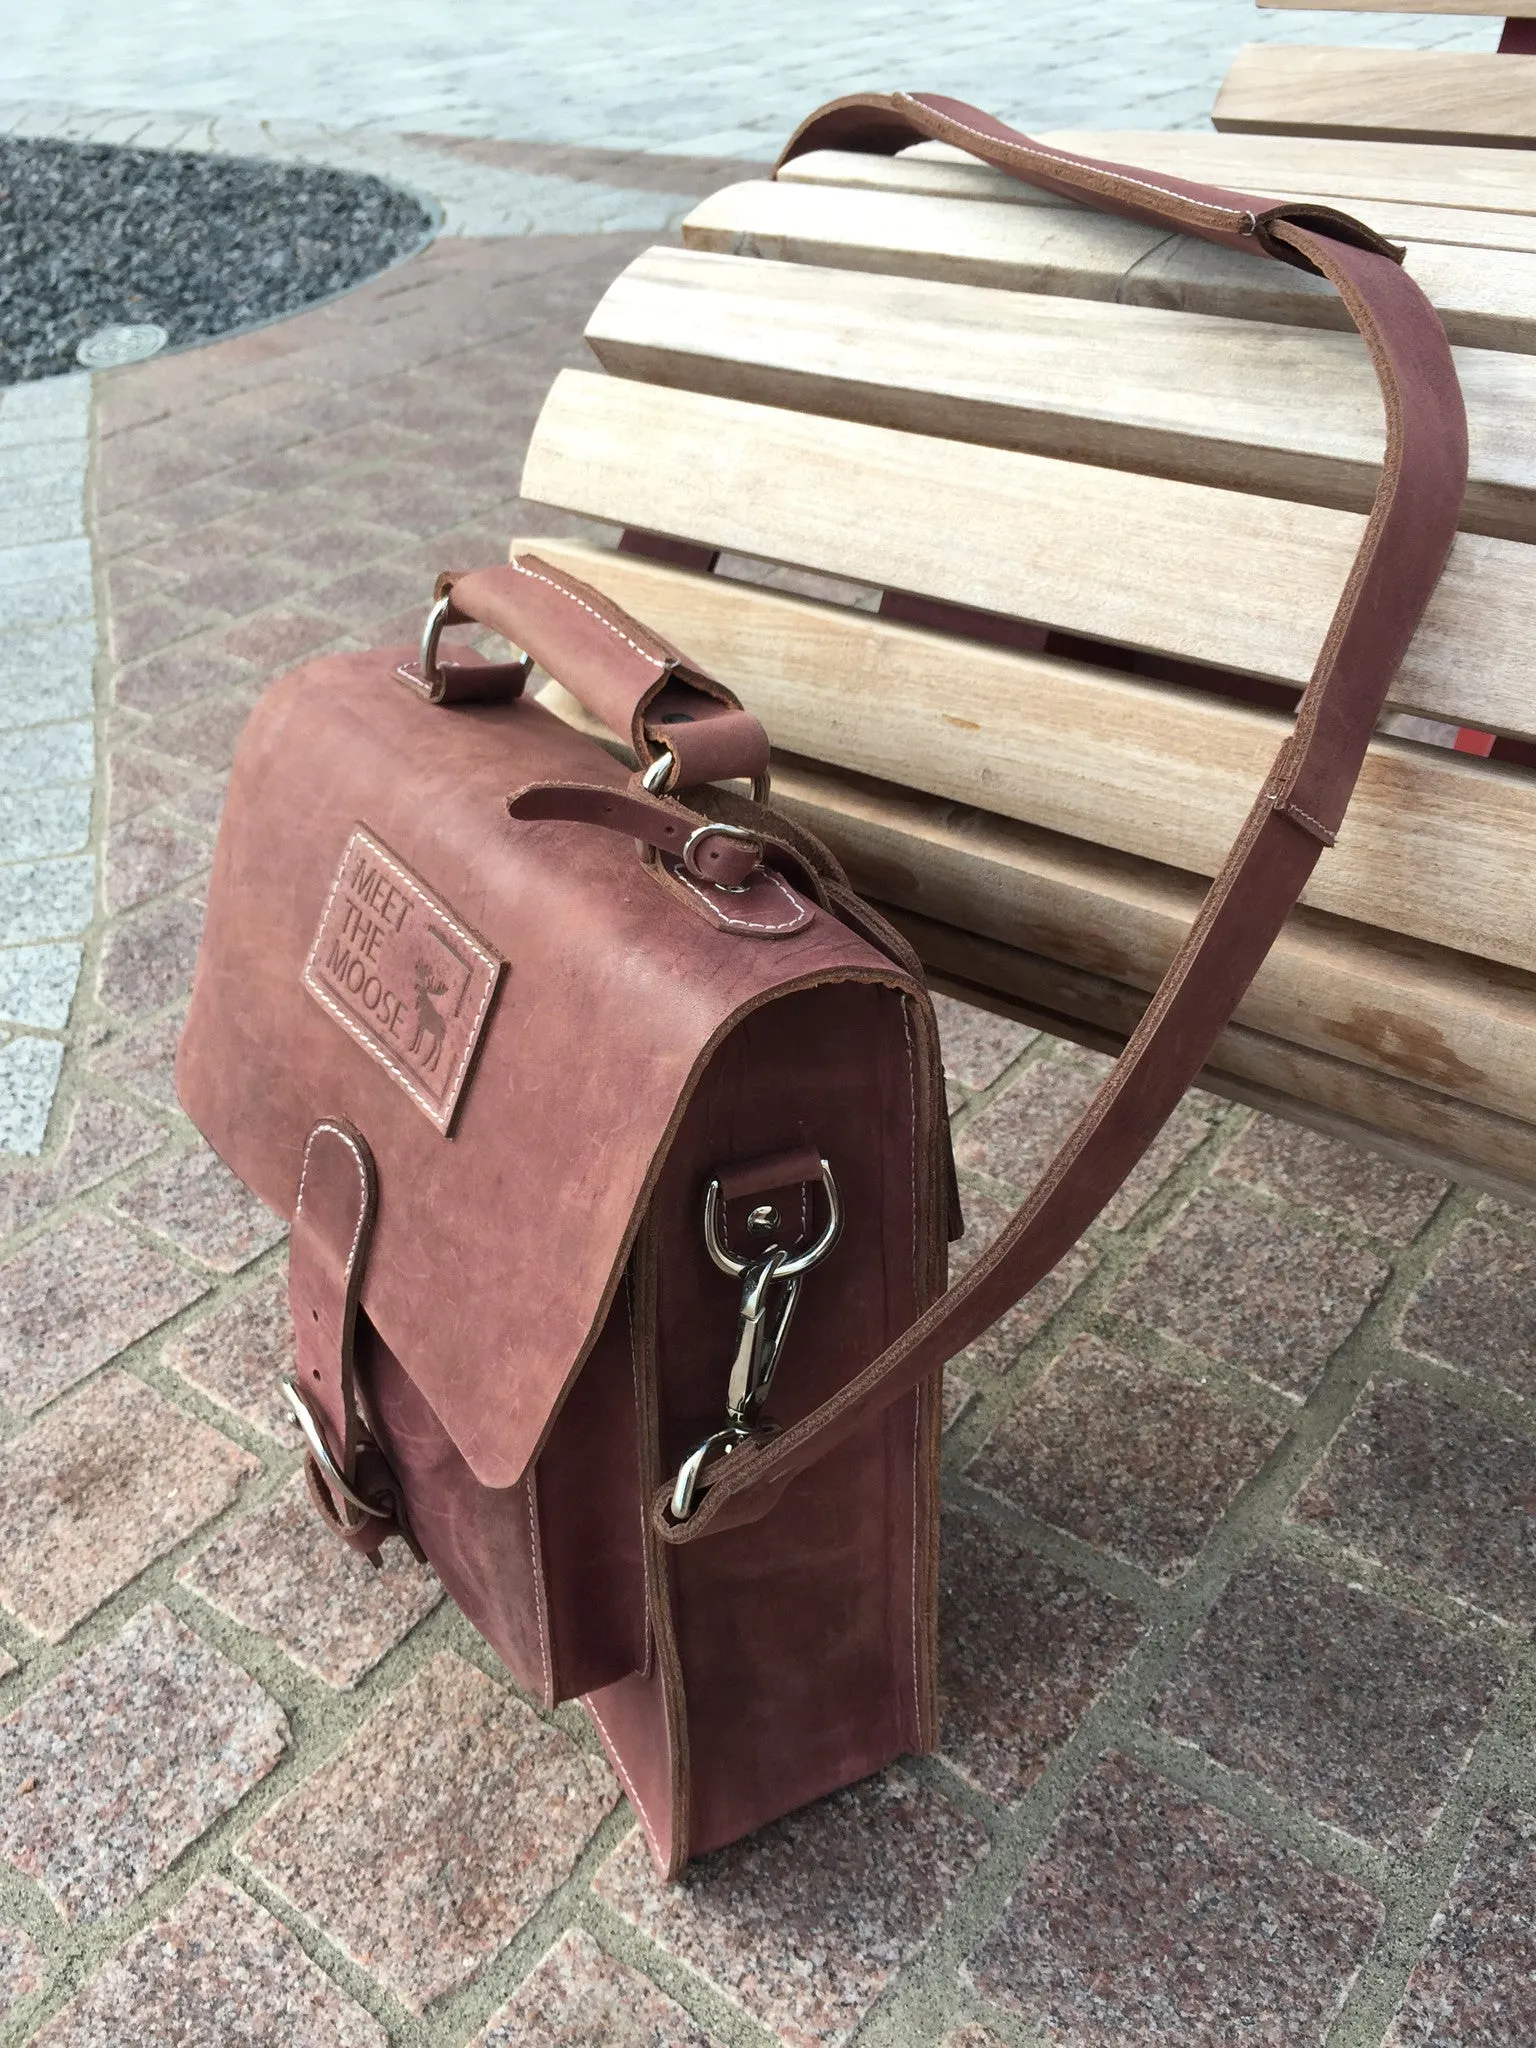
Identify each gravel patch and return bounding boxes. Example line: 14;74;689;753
0;138;434;382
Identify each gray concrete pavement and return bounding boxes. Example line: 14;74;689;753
4;1;1500;154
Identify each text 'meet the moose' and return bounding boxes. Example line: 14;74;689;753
303;826;503;1134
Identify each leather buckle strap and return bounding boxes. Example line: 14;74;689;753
285;1118;413;1564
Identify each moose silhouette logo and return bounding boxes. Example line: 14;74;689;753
304;828;505;1136
409;958;451;1071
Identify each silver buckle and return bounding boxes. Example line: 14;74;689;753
640;745;772;806
669;1159;842;1521
282;1378;379;1532
417;593;453;689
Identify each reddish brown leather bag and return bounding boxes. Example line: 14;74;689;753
178;96;1467;1878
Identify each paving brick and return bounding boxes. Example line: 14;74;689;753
1292;1377;1536;1625
113;642;257;716
0;785;92;865
241;1651;616;2010
940;1505;1144;1803
0;1034;65;1154
595;1767;988;2047
96;896;205;1017
0;1370;256;1643
472;1927;718;2048
0;940;83;1033
34;1876;384;2047
89;1005;185;1109
161;1264;294;1439
1152;1552;1508;1852
1400;1220;1536;1402
0;1602;286;1922
308;559;435;633
968;1336;1286;1580
104;814;211;913
0;1093;164;1238
146;688;262;772
932;994;1039;1092
111;1143;285;1273
948;1183;1099;1375
181;1474;440;1686
955;1046;1216;1229
942;1371;975;1431
0;854;94;948
176;554;317;618
266;517;415;578
166;775;227;832
220;609;342;671
0;1918;45;2020
1214;1113;1447;1244
1387;1808;1536;2047
1111;1183;1389;1398
106;746;193;826
110;596;212;667
0;1211;208;1414
969;1753;1381;2044
104;557;177;614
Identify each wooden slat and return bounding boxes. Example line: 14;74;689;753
586;245;1536;541
683;177;1536;356
511;534;1536;976
763;751;1536;1125
1213;45;1536;149
530;676;1536;1190
900;911;1536;1198
781;145;1536;255
1040;130;1536;218
531;669;1536;1142
520;379;1536;744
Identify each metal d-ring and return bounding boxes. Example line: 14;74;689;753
418;593;452;688
640;746;772;805
670;1423;756;1523
282;1378;379;1527
703;1156;842;1279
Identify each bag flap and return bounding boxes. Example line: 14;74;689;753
178;646;910;1490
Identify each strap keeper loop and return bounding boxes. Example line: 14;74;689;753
1267;792;1338;847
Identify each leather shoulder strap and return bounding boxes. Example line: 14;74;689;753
658;93;1468;1545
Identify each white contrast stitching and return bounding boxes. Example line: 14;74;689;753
509;556;668;669
904;98;1250;227
899;997;922;1733
1269;793;1337;845
525;1468;553;1706
301;827;502;1133
625;1271;655;1678
584;1693;666;1867
671;864;809;935
297;1119;370;1284
910;1392;923;1737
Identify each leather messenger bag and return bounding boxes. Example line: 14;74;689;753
177;97;1467;1878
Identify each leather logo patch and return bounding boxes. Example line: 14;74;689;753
303;827;503;1135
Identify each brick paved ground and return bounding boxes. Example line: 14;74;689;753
2;18;1535;2044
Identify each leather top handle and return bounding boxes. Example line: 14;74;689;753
437;553;772;795
655;92;1469;1545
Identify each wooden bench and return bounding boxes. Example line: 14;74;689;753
509;133;1536;1205
1214;0;1536;149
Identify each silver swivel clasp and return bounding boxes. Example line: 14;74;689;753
669;1158;842;1521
